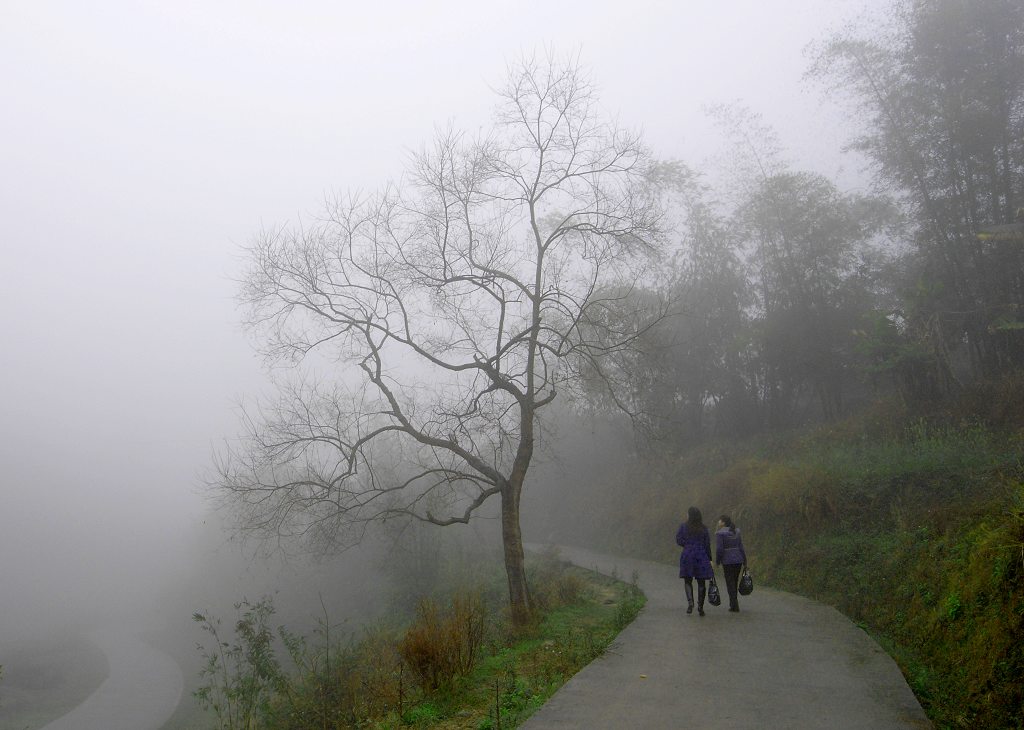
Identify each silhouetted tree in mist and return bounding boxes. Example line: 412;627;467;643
212;54;667;625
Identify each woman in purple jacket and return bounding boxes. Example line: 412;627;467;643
675;507;714;615
715;515;748;612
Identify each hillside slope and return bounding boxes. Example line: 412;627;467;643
526;378;1024;728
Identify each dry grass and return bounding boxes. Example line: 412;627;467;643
398;593;488;692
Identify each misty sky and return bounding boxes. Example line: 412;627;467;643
0;0;879;635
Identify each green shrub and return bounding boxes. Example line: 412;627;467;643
477;672;538;729
403;700;442;724
193;597;282;730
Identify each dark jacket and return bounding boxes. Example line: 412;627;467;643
715;527;747;566
676;522;714;579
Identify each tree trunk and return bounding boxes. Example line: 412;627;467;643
500;485;532;626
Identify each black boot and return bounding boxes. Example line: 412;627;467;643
684;581;694;614
697;580;706;616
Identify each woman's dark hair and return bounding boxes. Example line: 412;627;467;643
719;515;736;533
686;507;705;532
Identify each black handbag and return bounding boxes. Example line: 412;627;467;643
738;568;753;596
708;576;722;606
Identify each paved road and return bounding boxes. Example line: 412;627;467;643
40;626;182;730
523;545;931;730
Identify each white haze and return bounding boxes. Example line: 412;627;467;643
0;0;881;640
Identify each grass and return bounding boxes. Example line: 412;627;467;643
729;427;1024;728
752;490;1024;729
0;633;109;730
546;379;1024;728
367;566;644;729
178;554;645;729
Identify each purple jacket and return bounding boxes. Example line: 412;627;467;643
676;523;714;579
715;527;747;566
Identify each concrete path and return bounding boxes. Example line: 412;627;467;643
523;545;931;730
40;626;183;730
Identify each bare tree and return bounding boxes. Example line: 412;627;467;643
213;54;665;624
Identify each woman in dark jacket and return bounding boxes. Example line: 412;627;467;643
715;515;748;612
675;507;714;616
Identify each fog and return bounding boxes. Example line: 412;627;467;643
1;0;879;649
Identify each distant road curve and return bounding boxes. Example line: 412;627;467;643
523;544;931;730
41;626;182;730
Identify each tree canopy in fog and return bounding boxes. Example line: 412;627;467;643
583;121;894;442
581;0;1024;447
213;54;665;623
810;0;1024;383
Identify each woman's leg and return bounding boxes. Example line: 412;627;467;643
684;577;694;612
724;563;741;611
696;578;706;615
